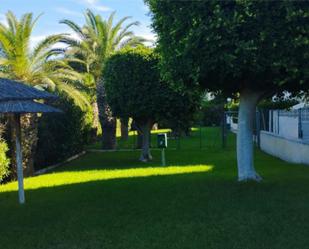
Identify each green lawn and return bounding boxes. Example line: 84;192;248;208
1;128;309;249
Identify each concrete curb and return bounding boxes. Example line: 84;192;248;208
34;151;87;175
87;148;176;153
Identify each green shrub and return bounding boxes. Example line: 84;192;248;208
0;124;10;181
199;100;224;127
158;87;202;137
34;92;94;170
258;98;299;110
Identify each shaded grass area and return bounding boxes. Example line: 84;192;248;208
1;128;309;249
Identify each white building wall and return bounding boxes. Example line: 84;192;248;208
226;115;238;131
268;110;299;139
278;116;299;139
260;131;309;165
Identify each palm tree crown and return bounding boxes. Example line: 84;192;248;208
60;9;146;149
0;11;88;107
61;9;146;88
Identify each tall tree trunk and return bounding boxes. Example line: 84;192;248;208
8;114;38;179
120;117;129;140
92;102;99;130
21;113;38;176
139;120;152;162
136;130;143;149
96;78;116;150
14;114;25;204
237;89;262;182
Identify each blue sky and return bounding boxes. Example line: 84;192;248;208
0;0;155;47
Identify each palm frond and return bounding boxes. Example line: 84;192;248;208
85;9;98;34
119;36;148;49
110;16;133;40
5;11;18;35
31;34;67;61
56;83;91;110
60;19;86;40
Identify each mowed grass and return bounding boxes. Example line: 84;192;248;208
1;127;309;249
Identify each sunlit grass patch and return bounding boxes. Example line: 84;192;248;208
2;128;309;249
0;165;213;192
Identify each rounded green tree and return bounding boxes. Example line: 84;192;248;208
147;0;309;181
105;46;164;161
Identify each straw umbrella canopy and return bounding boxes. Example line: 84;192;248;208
0;78;62;204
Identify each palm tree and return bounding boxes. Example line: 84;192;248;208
0;11;88;177
61;9;146;149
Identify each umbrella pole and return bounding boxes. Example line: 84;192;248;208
14;114;25;204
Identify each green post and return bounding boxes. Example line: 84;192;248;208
256;110;261;148
161;148;166;166
199;125;202;149
158;133;167;166
132;130;136;150
177;125;181;150
222;112;227;148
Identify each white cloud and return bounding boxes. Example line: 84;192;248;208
139;33;156;42
133;23;157;47
55;7;83;17
135;32;157;47
76;0;112;12
0;13;6;25
94;5;111;12
83;0;97;4
30;31;81;49
31;35;47;46
141;4;150;12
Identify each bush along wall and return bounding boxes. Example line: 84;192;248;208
199;100;225;127
0;122;10;182
34;92;94;170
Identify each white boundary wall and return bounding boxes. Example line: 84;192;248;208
260;131;309;165
278;115;299;139
226;115;238;131
269;110;299;139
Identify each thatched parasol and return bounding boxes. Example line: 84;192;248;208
0;78;62;204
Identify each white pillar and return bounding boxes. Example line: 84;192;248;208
14;114;25;204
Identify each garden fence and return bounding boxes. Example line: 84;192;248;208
226;108;309;143
268;108;309;141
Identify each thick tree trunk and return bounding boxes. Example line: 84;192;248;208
120;117;129;140
13;114;25;204
139;121;152;162
8;114;38;179
237;90;262;182
136;130;143;149
96;78;116;150
21;114;38;176
92;102;99;130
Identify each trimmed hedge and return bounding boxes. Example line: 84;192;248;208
0;124;10;181
34;92;94;170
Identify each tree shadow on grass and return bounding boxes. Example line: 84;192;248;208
2;134;309;249
52;147;236;173
1;167;309;249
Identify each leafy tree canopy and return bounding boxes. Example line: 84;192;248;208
146;0;309;96
61;9;146;98
105;46;164;123
0;11;89;108
146;0;309;181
